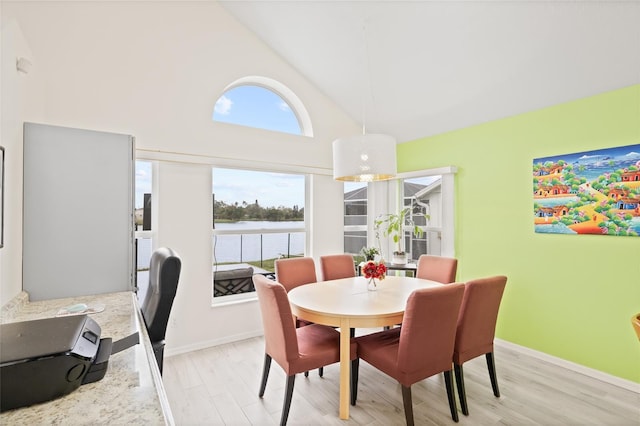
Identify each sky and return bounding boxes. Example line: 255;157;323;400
135;162;305;209
213;85;301;135
212;168;304;208
135;161;152;209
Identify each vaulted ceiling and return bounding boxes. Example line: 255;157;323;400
220;1;640;143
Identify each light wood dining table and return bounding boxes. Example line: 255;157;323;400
287;275;443;420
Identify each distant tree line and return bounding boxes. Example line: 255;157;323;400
214;198;304;222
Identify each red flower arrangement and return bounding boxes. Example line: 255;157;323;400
362;260;387;287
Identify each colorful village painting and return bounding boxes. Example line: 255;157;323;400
533;144;640;236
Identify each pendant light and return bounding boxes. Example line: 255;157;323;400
332;20;397;182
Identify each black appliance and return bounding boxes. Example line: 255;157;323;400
0;314;112;412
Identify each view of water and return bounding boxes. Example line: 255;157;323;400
214;221;305;263
136;221;305;270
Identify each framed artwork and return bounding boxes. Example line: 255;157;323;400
533;144;640;236
0;146;4;248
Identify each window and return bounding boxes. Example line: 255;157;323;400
214;85;302;135
213;76;313;137
212;167;305;302
135;161;153;301
355;167;456;265
401;175;443;259
343;182;368;256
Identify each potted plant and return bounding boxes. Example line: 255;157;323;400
360;246;379;261
374;207;426;265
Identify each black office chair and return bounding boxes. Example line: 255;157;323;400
140;247;181;374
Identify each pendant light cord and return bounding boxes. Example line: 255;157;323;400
361;19;369;136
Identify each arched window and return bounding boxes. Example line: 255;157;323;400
212;76;313;137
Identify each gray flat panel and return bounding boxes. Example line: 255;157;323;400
23;123;134;301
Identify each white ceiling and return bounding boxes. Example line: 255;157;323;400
220;1;640;143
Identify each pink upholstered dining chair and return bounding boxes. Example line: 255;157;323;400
274;257;317;329
274;257;317;292
353;283;465;424
416;254;458;284
253;274;357;426
319;254;356;281
453;275;507;416
274;256;322;376
319;254;357;337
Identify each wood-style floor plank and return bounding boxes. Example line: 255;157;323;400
163;335;640;425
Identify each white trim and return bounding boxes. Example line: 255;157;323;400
397;165;458;179
213;227;304;236
440;172;455;257
164;329;264;358
495;339;640;393
211;291;258;306
136;148;331;176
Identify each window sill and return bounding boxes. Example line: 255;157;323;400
211;293;258;308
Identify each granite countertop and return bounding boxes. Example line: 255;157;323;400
0;292;173;425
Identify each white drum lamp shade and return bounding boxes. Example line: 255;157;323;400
332;134;397;182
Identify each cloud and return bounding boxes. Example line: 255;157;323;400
215;95;233;115
278;101;291;112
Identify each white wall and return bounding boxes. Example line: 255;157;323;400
0;1;355;354
0;16;45;306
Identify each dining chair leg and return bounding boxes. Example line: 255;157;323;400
259;354;271;397
444;370;459;422
485;352;500;397
350;358;359;406
318;367;323;377
454;364;468;415
401;385;414;426
280;375;296;426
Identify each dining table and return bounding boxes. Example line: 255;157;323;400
287;275;443;420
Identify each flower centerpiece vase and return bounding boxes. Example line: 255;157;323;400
362;260;387;292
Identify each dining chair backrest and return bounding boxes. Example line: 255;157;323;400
274;257;317;293
454;275;507;365
397;283;465;384
253;274;300;366
416;254;458;284
320;254;356;281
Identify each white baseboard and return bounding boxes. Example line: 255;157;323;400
495;339;640;393
165;329;264;358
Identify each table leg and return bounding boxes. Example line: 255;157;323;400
339;318;351;419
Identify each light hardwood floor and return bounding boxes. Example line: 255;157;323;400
163;334;639;425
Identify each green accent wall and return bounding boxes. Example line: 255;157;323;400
398;85;640;383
